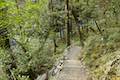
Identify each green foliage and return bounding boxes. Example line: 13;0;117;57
1;0;120;79
0;0;56;80
73;0;120;79
82;22;120;80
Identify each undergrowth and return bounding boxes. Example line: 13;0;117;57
82;27;120;80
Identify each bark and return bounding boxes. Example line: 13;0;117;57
113;8;118;25
53;38;58;52
70;18;73;35
72;10;84;46
49;0;58;51
65;0;71;46
59;27;64;39
89;27;96;33
86;0;89;6
94;20;102;35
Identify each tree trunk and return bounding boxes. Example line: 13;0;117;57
72;10;84;46
94;20;102;35
53;38;58;52
60;27;64;39
65;0;71;46
49;0;58;52
70;18;73;36
77;26;84;46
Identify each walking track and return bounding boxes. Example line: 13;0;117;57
56;46;89;80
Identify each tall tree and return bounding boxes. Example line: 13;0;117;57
71;7;84;46
49;0;58;52
65;0;71;46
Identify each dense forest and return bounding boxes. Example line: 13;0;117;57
0;0;120;80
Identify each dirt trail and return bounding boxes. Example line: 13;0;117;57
57;46;89;80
